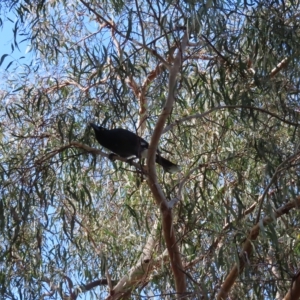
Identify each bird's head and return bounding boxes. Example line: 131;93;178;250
90;123;105;133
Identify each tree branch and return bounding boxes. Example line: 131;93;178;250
269;57;290;78
105;222;168;300
137;63;167;135
79;0;171;70
163;104;300;134
147;30;189;299
283;269;300;300
255;149;300;223
217;196;300;300
35;142;147;174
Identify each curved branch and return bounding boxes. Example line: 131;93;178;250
217;196;300;300
105;222;168;300
147;30;189;299
184;183;294;274
137;63;167;135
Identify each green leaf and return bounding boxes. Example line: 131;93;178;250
0;54;8;66
5;61;13;70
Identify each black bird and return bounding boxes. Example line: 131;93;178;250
90;123;180;173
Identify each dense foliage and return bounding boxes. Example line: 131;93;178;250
1;0;300;299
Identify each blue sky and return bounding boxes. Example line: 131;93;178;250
0;10;30;72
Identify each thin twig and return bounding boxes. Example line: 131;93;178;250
163;104;300;134
79;0;171;70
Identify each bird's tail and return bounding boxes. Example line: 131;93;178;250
155;155;181;173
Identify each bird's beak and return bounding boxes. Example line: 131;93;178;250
90;123;98;131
